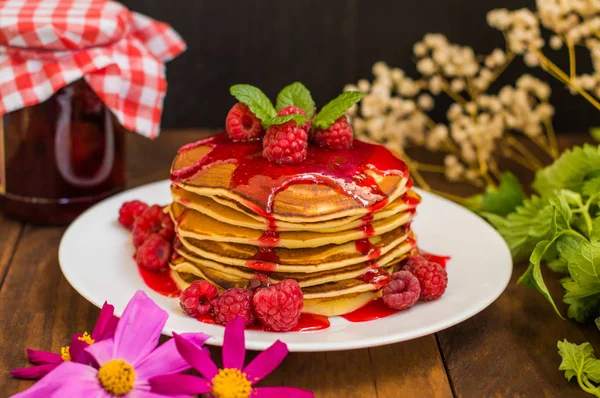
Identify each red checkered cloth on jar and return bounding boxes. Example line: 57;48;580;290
0;0;186;138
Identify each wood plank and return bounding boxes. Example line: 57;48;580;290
369;336;453;398
0;213;22;289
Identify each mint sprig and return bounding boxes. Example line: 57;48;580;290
262;114;307;129
313;91;363;130
230;84;276;122
276;82;315;119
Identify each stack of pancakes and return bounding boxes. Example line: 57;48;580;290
167;133;420;316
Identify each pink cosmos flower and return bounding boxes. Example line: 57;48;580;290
11;302;119;380
12;291;209;398
150;317;313;398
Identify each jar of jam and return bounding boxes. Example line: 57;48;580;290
0;80;126;224
0;0;185;224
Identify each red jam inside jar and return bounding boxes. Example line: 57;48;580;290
0;80;126;224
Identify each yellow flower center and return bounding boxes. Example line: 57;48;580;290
97;359;136;396
211;368;252;398
60;346;71;361
77;332;95;345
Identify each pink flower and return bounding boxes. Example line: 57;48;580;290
150;317;313;398
11;302;119;380
12;291;209;398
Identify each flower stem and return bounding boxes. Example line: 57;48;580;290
440;78;468;106
506;136;544;169
567;40;576;79
413;162;447;173
400;151;432;191
534;49;600;111
543;118;559;159
429;188;469;204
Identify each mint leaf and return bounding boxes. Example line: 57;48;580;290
481;195;553;261
230;84;276;121
550;191;573;230
313;91;364;130
533;144;600;196
262;114;307;129
568;241;600;289
481;172;525;216
276;82;315;119
584;177;600;198
518;239;564;317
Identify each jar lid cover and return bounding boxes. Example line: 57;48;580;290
0;0;186;138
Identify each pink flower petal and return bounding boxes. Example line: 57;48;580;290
243;340;288;384
25;349;63;365
11;362;99;398
150;374;211;395
113;291;168;365
11;364;60;380
135;332;210;380
129;390;189;398
253;387;314;398
85;339;114;366
69;334;92;364
222;317;246;370
173;333;218;380
91;302;119;342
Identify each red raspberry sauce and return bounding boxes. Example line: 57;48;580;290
196;312;330;332
137;266;180;298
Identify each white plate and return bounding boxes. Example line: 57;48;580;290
59;180;512;352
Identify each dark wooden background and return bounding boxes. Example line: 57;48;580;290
121;0;600;132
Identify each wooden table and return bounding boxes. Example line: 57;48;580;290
0;130;597;397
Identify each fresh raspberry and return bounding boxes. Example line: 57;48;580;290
135;234;172;271
253;279;303;332
211;288;256;326
382;271;421;310
411;261;448;301
180;281;219;317
277;106;312;133
226;103;265;142
402;255;429;274
118;200;149;230
314;116;353;150
262;121;308;164
132;205;175;248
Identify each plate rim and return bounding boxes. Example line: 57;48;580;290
59;180;513;352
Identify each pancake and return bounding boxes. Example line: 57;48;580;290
176;226;412;272
170;202;415;249
171;133;411;222
172;188;419;232
167;132;421;317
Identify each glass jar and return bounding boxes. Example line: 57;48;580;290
0;80;126;224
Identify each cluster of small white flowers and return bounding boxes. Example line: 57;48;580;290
487;8;544;66
347;49;554;186
537;0;600;45
414;34;479;81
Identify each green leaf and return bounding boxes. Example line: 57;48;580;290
480;195;553;261
262;114;307;129
550;191;573;230
479;172;525;216
230;84;276;121
591;128;600;143
533;144;600;197
313;91;364;130
584;177;600;198
568;241;600;289
276;82;315;119
592;217;600;242
558;340;595;382
518;239;564;318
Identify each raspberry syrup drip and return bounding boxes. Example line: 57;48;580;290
420;250;451;268
357;266;390;289
196;313;330;332
137;266;180;298
342;298;399;322
172;133;408;213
